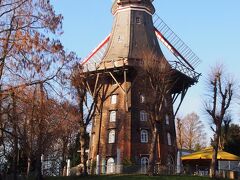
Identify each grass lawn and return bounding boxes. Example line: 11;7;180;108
44;175;220;180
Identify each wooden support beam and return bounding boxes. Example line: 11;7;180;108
108;72;126;94
93;73;100;97
124;70;128;111
86;81;93;97
172;93;180;104
174;87;188;117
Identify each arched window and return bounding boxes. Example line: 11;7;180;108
140;94;145;103
111;94;117;104
108;130;115;144
140;110;148;121
141;130;148;143
141;157;149;166
167;132;172;146
166;114;170;125
106;158;115;174
141;157;149;174
110;111;116;122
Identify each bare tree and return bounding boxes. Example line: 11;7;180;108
177;112;206;151
71;64;102;175
176;118;184;151
0;2;81;179
176;117;183;173
142;55;175;175
204;65;234;178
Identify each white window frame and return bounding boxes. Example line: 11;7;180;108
111;94;117;104
141;157;149;174
141;130;148;143
140;94;145;103
140;110;148;121
167;132;172;146
166;114;170;125
109;111;117;122
108;129;115;144
107;157;115;174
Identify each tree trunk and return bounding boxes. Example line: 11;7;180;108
79;125;87;174
36;83;44;180
148;125;158;175
13;124;18;180
61;141;67;176
27;157;31;176
11;92;18;180
0;86;3;146
210;126;221;178
78;89;88;175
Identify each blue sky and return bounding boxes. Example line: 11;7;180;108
52;0;240;140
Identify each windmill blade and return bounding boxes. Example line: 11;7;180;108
82;35;110;71
153;13;201;70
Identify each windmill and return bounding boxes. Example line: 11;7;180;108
82;0;201;174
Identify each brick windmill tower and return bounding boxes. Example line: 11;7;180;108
82;0;201;174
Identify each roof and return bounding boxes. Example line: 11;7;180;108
181;147;240;161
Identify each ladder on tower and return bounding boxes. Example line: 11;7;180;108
153;13;201;70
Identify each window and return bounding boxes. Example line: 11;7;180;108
140;110;148;121
110;111;117;122
108;130;115;143
153;39;156;46
166;114;169;125
141;157;149;174
136;17;141;24
117;36;123;43
140;94;145;103
107;158;115;174
111;94;117;104
141;130;148;143
167;132;172;146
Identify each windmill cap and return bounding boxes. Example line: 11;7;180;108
112;0;155;15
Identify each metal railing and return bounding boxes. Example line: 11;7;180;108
87;164;176;175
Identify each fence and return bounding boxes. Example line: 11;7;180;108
88;164;176;175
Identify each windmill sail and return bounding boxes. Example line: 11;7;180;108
82;13;201;81
153;13;201;70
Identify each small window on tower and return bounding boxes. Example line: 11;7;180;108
140;94;145;103
167;132;172;146
110;111;117;122
141;130;148;143
140;110;148;121
166;114;170;125
153;39;156;46
111;94;117;104
136;17;141;24
108;129;116;144
117;35;121;42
